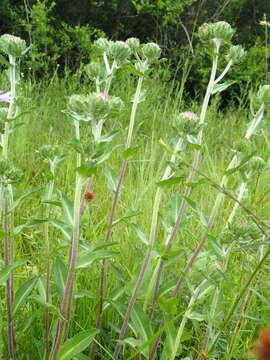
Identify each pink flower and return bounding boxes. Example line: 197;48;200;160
215;263;222;270
181;112;197;120
98;92;108;100
0;91;12;103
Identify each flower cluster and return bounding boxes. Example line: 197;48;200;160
198;21;234;43
0;34;26;58
0;160;22;185
67;92;124;122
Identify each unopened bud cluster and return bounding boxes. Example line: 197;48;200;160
174;112;201;136
0;34;26;58
67;92;124;122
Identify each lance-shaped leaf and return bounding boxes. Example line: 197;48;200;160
12;277;38;316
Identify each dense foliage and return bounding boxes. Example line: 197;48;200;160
1;0;270;91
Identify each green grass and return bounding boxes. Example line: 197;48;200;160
1;70;270;359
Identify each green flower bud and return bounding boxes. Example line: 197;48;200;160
198;21;234;43
0;160;22;185
67;94;91;121
67;93;123;122
93;37;111;53
174;112;200;136
233;139;253;154
109;41;131;62
226;45;246;64
257;85;270;106
0;34;26;58
126;37;140;53
141;42;161;61
37;145;59;162
85;61;106;81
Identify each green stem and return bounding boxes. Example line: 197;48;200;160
92;75;144;360
50;122;82;359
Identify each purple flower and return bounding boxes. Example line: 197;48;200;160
98;92;108;100
0;91;12;103
181;112;197;120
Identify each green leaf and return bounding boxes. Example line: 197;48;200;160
185;311;205;321
59;329;99;360
10;187;43;212
76;162;97;177
12;277;38;316
182;196;208;226
104;166;119;193
61;193;74;227
53;257;67;299
186;135;201;149
123;146;140;159
98;130;119;143
156;176;184;187
69;138;84;153
131;223;149;245
212;80;237;94
76;249;119;269
167;194;181;226
14;218;48;234
49;219;71;240
112;210;142;227
0;54;12;67
0;260;27;285
224;153;255;175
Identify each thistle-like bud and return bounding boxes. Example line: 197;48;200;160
37;145;59;162
134;60;149;74
141;42;161;61
174;112;201;136
198;21;234;43
257;85;270;106
109;41;131;62
0;34;26;58
226;45;246;64
93;38;111;54
126;37;140;53
67;92;123;122
85;61;106;81
0;160;22;185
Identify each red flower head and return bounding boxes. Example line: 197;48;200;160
252;329;270;360
84;191;94;202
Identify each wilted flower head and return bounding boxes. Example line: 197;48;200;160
226;45;246;64
252;329;270;360
198;21;234;44
0;91;12;103
0;34;26;58
141;42;161;61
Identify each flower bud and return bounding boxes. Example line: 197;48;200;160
37;145;59;162
67;94;91;121
93;38;111;53
257;85;270;106
108;96;124;117
0;160;22;185
0;34;26;58
126;37;140;53
174;112;200;135
226;45;246;64
141;42;161;61
198;21;234;43
85;61;106;81
246;156;265;173
109;41;131;62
